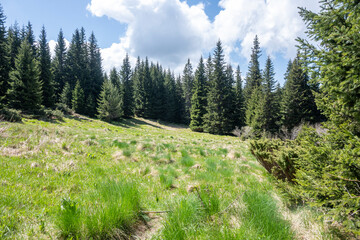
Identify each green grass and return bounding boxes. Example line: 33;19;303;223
0;116;328;239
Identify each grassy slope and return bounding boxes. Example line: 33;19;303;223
0;116;324;239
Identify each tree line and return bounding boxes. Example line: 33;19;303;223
0;3;323;135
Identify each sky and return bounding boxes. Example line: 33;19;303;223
1;0;320;85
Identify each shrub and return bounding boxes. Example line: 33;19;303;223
44;109;64;121
0;107;22;122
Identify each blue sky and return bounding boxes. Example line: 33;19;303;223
1;0;319;85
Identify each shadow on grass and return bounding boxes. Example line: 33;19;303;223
110;118;163;129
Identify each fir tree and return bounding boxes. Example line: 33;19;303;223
25;22;36;56
0;4;10;104
234;65;245;128
109;67;121;92
143;57;152;118
60;81;71;107
120;53;133;118
8;40;42;113
182;59;194;123
175;74;185;123
190;56;207;132
52;29;67;98
38;26;55;108
150;63;165;119
71;80;85;114
97;79;123;122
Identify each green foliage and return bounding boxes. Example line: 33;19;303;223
38;26;55;108
234;65;246;128
97;79;123;122
7;40;43;114
59;81;71;108
56;197;81;239
52;29;67;99
0;107;22;122
0;4;10;104
190;56;207;132
182;59;194;124
121;53;133;118
71;80;85;114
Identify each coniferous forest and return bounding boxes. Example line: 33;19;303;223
0;0;359;238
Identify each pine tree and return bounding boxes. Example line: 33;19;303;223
38;26;55;108
190;56;207;132
120;53;133;118
97;79;123;122
203;40;231;134
182;59;194;123
234;65;245;128
150;63;165;119
224;64;236;130
8;40;42;113
25;22;36;56
109;67;121;92
60;81;71;107
87;32;103;116
71;80;85;114
0;4;10;104
52;29;67;99
244;35;262;102
143;57;152;118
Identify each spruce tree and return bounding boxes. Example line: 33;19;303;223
175;74;185;123
109;67;121;92
182;59;194;123
234;65;245;128
244;35;262;102
97;79;123;122
87;32;103;116
52;29;67;99
281;55;318;130
203;40;231;134
133;57;146;117
150;63;165;120
60;81;71;108
71;80;85;114
120;53;133;118
38;26;55;108
8;40;42;113
190;56;207;132
7;22;21;70
25;22;36;56
0;4;10;104
143;57;152;118
164;69;177;122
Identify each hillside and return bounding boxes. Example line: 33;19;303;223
0;116;331;239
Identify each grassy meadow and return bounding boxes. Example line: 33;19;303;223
0;116;333;239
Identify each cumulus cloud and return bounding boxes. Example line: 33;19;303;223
87;0;214;72
214;0;320;61
87;0;319;72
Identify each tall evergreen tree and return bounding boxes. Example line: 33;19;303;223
143;57;152;118
175;74;185;123
164;69;177;122
109;67;121;92
52;29;67;98
190;56;207;132
87;32;103;116
0;4;10;104
244;35;262;102
224;64;236;130
25;22;36;56
133;57;146;117
182;59;194;123
8;40;42;113
38;26;55;108
60;81;71;108
281;55;318;130
150;63;165;119
234;65;245;128
72;80;85;114
7;22;21;70
97;79;123;122
203;40;231;134
120;53;133;118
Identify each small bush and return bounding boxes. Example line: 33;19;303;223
55;103;74;115
44;109;64;121
0;107;22;122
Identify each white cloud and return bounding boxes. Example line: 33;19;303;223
214;0;320;60
87;0;319;73
88;0;214;73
